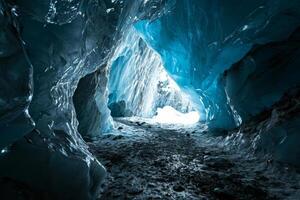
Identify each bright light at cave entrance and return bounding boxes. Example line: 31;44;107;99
152;106;200;125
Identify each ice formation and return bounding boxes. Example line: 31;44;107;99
134;0;300;128
107;27;199;118
0;0;300;199
0;0;119;198
0;0;172;198
132;0;300;167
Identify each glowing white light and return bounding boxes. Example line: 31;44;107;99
107;27;197;117
152;106;200;125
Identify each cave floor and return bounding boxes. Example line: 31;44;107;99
89;118;300;200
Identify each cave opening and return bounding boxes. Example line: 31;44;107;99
106;26;202;126
1;0;300;199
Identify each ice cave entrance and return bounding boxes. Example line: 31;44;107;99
107;27;201;125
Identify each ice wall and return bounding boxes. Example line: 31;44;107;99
223;27;300;166
134;0;300;129
0;0;175;198
132;0;300;166
107;27;197;118
0;0;121;198
1;0;300;197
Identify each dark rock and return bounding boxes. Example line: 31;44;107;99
113;135;124;140
126;186;144;195
136;121;146;126
147;182;156;188
109;100;128;117
173;185;185;192
213;188;235;200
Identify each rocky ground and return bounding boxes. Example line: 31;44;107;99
89;118;300;200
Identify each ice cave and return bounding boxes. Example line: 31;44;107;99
0;0;300;199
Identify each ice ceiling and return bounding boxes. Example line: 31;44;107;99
0;0;300;199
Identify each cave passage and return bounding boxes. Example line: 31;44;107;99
106;26;202;125
1;1;300;200
96;21;300;200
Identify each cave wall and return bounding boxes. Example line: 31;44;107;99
0;0;174;198
131;0;300;166
74;67;113;137
1;0;300;197
107;27;196;118
0;0;121;199
134;0;300;129
223;27;300;122
222;28;300;166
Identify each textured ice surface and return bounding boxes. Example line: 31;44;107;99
127;0;300;167
107;27;198;118
1;0;300;198
0;0;120;198
134;0;300;129
0;0;175;198
224;87;300;166
129;0;300;167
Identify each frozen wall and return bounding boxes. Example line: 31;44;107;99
132;0;300;166
0;0;120;198
107;27;197;118
223;27;300;166
1;0;300;197
134;0;300;129
0;0;174;198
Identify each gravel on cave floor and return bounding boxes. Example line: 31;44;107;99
88;118;300;200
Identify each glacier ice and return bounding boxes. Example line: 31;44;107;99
0;0;120;198
134;0;300;129
222;28;300;166
1;0;300;198
131;0;300;165
0;0;175;198
107;26;200;118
